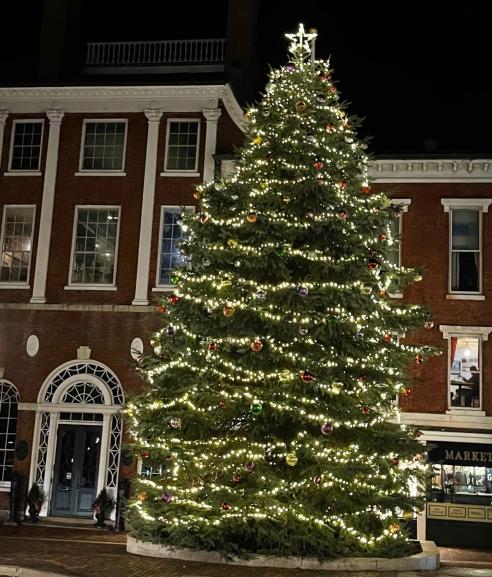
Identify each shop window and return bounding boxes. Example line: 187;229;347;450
431;463;492;502
156;206;194;286
9;120;44;171
0;381;19;484
0;205;35;284
164;120;200;172
80;120;127;171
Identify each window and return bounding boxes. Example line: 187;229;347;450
0;381;19;484
157;206;194;286
0;205;35;284
440;325;492;411
441;198;492;298
164;120;200;172
387;199;411;297
80;120;127;171
70;207;120;285
9;120;43;171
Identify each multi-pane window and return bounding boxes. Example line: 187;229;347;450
0;381;19;483
164;120;200;171
386;199;411;296
9;120;43;171
157;206;194;285
451;210;480;292
81;121;127;171
0;206;35;283
70;207;120;285
448;336;481;409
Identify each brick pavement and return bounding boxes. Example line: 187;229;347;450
0;523;492;577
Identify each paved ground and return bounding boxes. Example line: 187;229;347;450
0;523;492;577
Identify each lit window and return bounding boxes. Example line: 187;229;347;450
9;120;43;171
0;205;35;283
157;206;194;286
80;121;127;171
0;381;19;483
164;120;200;172
70;207;120;285
451;210;480;292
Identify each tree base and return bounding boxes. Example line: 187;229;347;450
127;536;439;572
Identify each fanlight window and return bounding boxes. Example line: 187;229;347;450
62;382;104;404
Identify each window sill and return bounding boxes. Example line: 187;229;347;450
0;482;11;492
64;285;117;291
74;172;126;177
388;292;403;299
0;283;30;289
152;286;175;292
160;172;200;177
446;409;486;417
446;294;485;301
3;171;42;176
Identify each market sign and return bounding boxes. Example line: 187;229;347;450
428;441;492;466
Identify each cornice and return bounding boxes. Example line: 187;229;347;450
221;83;246;133
369;158;492;182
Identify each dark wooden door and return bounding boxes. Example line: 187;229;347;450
51;425;102;517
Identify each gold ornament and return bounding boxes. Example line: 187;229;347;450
260;181;269;189
223;306;236;317
193;190;202;200
227;239;238;248
388;523;400;534
279;370;291;382
246;212;257;223
403;511;414;521
286;452;298;466
295;100;307;112
253;135;263;145
251;339;263;352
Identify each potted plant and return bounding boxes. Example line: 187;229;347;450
27;483;45;522
92;488;115;528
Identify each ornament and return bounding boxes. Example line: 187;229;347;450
162;493;173;503
202;258;211;267
168;294;181;305
414;274;423;282
218;400;225;408
295;100;307;112
305;133;316;144
415;430;422;438
355;331;364;339
286;63;295;72
298;327;308;336
286;452;298;466
367;258;379;270
223;306;236;317
305;210;315;219
170;417;182;429
141;450;150;459
331;382;343;395
361;286;372;295
208;342;218;351
313;160;324;170
246;211;257;223
316;93;325;103
300;370;314;382
318;72;330;81
250;401;263;415
138;492;147;501
339;179;347;189
379;290;387;299
329;85;337;94
415;354;424;364
221;502;232;511
325;124;335;132
297;286;309;297
232;473;241;483
390;457;400;467
337;209;347;220
403;511;414;521
260;180;268;189
283;196;291;203
244;461;256;473
383;334;393;342
227;239;238;248
254;290;266;301
361;185;371;194
261;107;270;117
251;339;263;352
320;422;334;436
378;233;387;241
279;370;291;382
253;135;263;145
193;190;202;200
388;523;400;534
361;406;370;415
401;387;412;397
156;304;167;314
276;245;289;257
314;475;323;485
199;213;209;224
166;326;176;336
424;320;435;330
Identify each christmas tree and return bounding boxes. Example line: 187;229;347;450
126;25;433;560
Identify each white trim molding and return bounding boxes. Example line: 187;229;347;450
370;159;492;182
132;109;163;306
30;110;64;304
0;110;8;171
441;198;492;212
391;198;411;211
439;325;492;341
202;108;222;183
401;411;492;432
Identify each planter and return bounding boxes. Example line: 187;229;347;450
127;536;440;572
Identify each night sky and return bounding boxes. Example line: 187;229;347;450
2;0;492;155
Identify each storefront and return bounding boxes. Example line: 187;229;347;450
426;440;492;547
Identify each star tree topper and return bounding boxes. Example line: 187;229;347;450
285;23;318;64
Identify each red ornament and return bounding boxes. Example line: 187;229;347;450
232;473;241;483
208;342;218;351
142;451;150;459
390;457;400;467
361;185;371;194
313;160;324;170
378;233;387;241
156;304;167;314
383;334;393;343
300;370;314;382
251;339;263;352
325;124;336;133
415;354;424;365
168;294;181;305
329;85;337;94
339;179;347;189
221;502;232;511
218;400;226;408
337;209;347;220
361;406;370;414
401;387;412;397
367;258;379;270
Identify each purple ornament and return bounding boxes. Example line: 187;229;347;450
244;461;256;473
297;286;309;297
162;493;173;503
320;422;334;436
286;63;295;72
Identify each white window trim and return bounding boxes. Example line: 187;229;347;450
163;118;201;174
8;119;44;173
440;325;492;413
66;205;121;289
0;380;19;487
78;119;128;173
388;198;411;299
155;205;195;288
442;198;491;298
0;204;36;286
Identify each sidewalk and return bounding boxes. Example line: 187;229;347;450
1;523;492;577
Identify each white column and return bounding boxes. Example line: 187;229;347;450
417;506;427;541
132;109;163;306
202;108;222;183
0;110;8;171
30;110;64;304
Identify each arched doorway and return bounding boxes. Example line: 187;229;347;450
29;360;124;518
